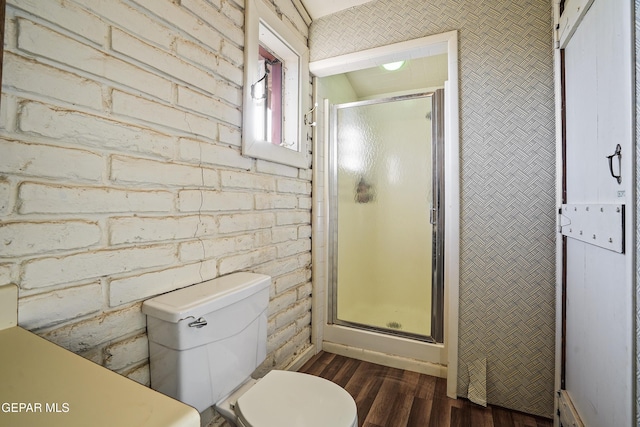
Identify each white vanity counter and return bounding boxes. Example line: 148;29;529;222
0;285;200;427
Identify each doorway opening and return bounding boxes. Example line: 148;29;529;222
309;31;460;396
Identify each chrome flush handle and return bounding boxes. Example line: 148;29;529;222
188;317;208;328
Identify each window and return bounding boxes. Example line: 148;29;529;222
254;45;283;145
243;0;310;168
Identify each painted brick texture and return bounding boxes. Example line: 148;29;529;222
0;1;312;421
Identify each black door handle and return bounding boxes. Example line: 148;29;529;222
606;144;622;184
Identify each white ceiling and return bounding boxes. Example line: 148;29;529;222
300;0;375;20
344;54;449;99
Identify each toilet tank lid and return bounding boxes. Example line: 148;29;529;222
142;272;270;323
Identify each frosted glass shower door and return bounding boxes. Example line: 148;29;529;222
330;92;443;340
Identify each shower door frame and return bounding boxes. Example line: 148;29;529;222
328;91;445;344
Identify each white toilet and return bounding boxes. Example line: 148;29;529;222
142;272;358;427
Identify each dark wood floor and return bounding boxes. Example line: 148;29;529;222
299;351;553;427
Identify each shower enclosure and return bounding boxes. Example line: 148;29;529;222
329;90;445;343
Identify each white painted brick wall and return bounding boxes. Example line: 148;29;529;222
176;85;242;126
108;215;217;245
219;122;242;147
271;226;298;243
18;102;176;158
11;0;109;45
110;155;219;187
18;182;174;214
0;178;12;215
1;4;312;425
178;233;257;262
277;177;310;194
109;260;217;306
0;264;12;284
0;138;103;182
298;196;312;210
42;304;147;353
18;282;103;329
180;0;244;44
256;158;299;178
221;170;276;191
178;189;253;212
218;247;278;275
0;220;101;257
111;90;219;137
104;333;149;372
4;53;104;110
124;364;150;387
298;225;312;239
255;193;298;210
16;19;172;102
175;38;243;86
178;137;252;169
218;212;276;234
276;210;312;226
78;0;175;49
22;245;177;289
277;238;311;258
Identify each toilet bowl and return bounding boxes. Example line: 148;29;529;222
142;272;357;427
216;370;357;427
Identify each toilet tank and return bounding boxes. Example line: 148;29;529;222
142;272;270;413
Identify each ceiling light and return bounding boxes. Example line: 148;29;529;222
381;61;405;71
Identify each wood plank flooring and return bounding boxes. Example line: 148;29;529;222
299;351;553;427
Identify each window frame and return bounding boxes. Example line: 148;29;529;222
243;0;310;168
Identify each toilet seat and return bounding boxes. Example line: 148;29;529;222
235;370;358;427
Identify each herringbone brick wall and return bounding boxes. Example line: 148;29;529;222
310;0;556;417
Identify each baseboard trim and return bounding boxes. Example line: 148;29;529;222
323;341;447;378
557;390;585;427
285;344;317;372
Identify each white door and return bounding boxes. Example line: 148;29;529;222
557;1;633;426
